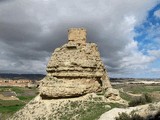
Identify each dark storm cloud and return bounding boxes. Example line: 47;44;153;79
0;21;41;44
0;0;158;76
0;0;11;2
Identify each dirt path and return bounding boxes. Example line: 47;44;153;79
126;92;142;97
0;94;19;100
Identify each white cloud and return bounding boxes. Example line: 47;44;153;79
154;9;160;18
148;50;160;58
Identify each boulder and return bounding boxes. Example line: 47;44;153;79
105;88;121;101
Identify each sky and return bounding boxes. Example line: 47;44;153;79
0;0;160;78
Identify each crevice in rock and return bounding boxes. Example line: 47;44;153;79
40;93;87;100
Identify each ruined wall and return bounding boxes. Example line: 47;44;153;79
68;28;86;45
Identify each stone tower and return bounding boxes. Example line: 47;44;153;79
39;28;111;98
68;28;86;45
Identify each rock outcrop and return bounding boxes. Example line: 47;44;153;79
99;102;160;120
39;28;111;98
9;93;111;120
8;28;125;120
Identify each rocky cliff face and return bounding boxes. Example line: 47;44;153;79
39;28;111;98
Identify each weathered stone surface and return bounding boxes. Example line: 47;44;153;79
9;93;111;120
68;28;86;45
39;28;111;98
99;102;160;120
105;88;121;101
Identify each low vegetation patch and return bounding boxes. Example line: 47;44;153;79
59;101;111;120
119;91;133;101
115;110;160;120
58;101;124;120
129;94;152;107
115;112;144;120
0;100;25;113
114;85;160;94
0;86;38;120
0;100;25;120
17;96;35;102
117;84;158;107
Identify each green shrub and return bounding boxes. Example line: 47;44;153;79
119;91;132;101
115;112;144;120
129;97;146;107
144;93;152;103
129;94;152;107
115;110;160;120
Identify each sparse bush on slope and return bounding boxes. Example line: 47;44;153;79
115;110;160;120
115;112;144;120
129;93;152;107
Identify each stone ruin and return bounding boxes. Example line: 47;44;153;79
39;28;112;99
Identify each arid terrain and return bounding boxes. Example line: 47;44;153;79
0;86;38;119
0;75;160;120
0;74;43;119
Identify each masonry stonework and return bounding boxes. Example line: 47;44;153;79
68;28;86;45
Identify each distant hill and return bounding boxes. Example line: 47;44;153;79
0;74;159;81
110;78;160;81
0;73;45;80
